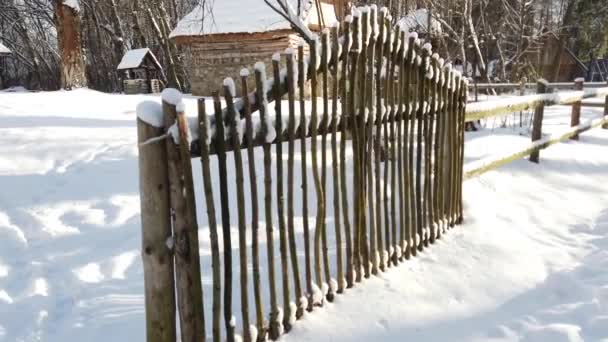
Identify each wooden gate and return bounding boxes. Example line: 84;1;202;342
137;5;467;342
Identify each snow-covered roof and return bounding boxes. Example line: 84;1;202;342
398;9;442;34
0;42;11;55
117;48;161;70
170;0;338;39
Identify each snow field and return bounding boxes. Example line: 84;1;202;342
0;88;607;341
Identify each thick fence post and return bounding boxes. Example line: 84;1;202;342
137;116;176;342
570;78;584;139
162;91;205;342
530;79;547;163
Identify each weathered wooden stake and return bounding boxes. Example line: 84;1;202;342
240;73;266;341
212;92;236;342
254;67;280;340
197;99;222;342
272;58;293;331
341;19;355;289
285;51;304;316
570;78;584;140
137;117;176;342
297;45;314;311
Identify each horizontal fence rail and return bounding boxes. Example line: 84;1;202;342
468;81;608;91
466;84;608;121
137;5;468;342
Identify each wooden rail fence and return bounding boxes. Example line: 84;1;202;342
464;78;608;178
137;5;467;342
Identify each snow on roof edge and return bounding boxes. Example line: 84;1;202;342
117;48;161;70
0;42;11;54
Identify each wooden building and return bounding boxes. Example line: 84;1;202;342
0;42;11;89
170;0;350;96
523;33;588;82
117;48;164;94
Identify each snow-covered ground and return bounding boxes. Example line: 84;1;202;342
0;88;607;341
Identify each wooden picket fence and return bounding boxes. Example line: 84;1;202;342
137;6;467;342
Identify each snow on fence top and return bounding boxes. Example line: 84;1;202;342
397;9;441;34
466;87;608;121
169;0;337;38
0;42;11;55
117;48;161;70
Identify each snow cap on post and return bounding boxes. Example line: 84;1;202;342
240;68;250;77
161;88;183;106
136;100;164;128
223;77;236;97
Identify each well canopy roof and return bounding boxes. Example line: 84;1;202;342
117;48;162;70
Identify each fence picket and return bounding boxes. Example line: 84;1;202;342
240;73;265;341
212;92;236;342
197;99;222;342
374;10;386;270
297;45;314;312
340;18;355;289
253;67;280;340
320;29;334;300
285;51;304;318
330;24;344;294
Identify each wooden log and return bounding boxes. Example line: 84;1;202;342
358;10;371;278
382;23;395;260
272;59;293;331
212;92;236;342
330;24;344;292
162;98;205;342
427;55;439;244
309;37;326;301
374;11;386;270
570;78;584;140
530;80;548;163
448;76;460;227
407;37;419;256
402;33;414;258
297;46;313;311
415;45;427;250
137;117;176;342
225;82;252;342
284;51;304;317
240;74;266;341
349;15;362;281
366;7;379;275
320;30;334;299
395;30;406;261
422;49;432;247
388;23;399;265
457;79;467;223
197;100;222;342
432;62;446;240
254;67;280;340
340;19;355;289
440;69;452;235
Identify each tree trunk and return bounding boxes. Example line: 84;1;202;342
55;0;87;89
